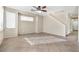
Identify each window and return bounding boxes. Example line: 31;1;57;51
20;15;33;22
6;11;16;28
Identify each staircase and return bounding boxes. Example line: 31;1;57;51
48;11;66;25
43;10;66;37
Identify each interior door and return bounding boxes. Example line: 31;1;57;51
4;9;18;38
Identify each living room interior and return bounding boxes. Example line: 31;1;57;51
0;6;79;52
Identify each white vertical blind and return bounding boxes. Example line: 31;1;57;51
6;11;16;28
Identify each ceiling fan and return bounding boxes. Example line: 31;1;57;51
31;6;47;12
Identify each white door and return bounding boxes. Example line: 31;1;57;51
4;10;18;38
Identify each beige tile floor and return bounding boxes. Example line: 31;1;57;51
0;31;79;52
66;31;78;41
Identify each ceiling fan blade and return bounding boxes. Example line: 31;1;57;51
32;6;41;10
41;10;47;12
32;6;38;10
42;6;47;9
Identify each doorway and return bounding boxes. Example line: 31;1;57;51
67;18;78;41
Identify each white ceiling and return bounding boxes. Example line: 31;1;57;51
6;6;78;16
6;6;65;11
6;6;32;11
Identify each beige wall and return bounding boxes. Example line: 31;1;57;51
0;6;4;45
34;15;43;33
49;10;71;35
18;12;43;34
78;17;79;42
49;11;66;25
37;15;43;33
65;13;71;35
0;31;3;45
18;14;36;34
78;7;79;42
43;15;66;37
